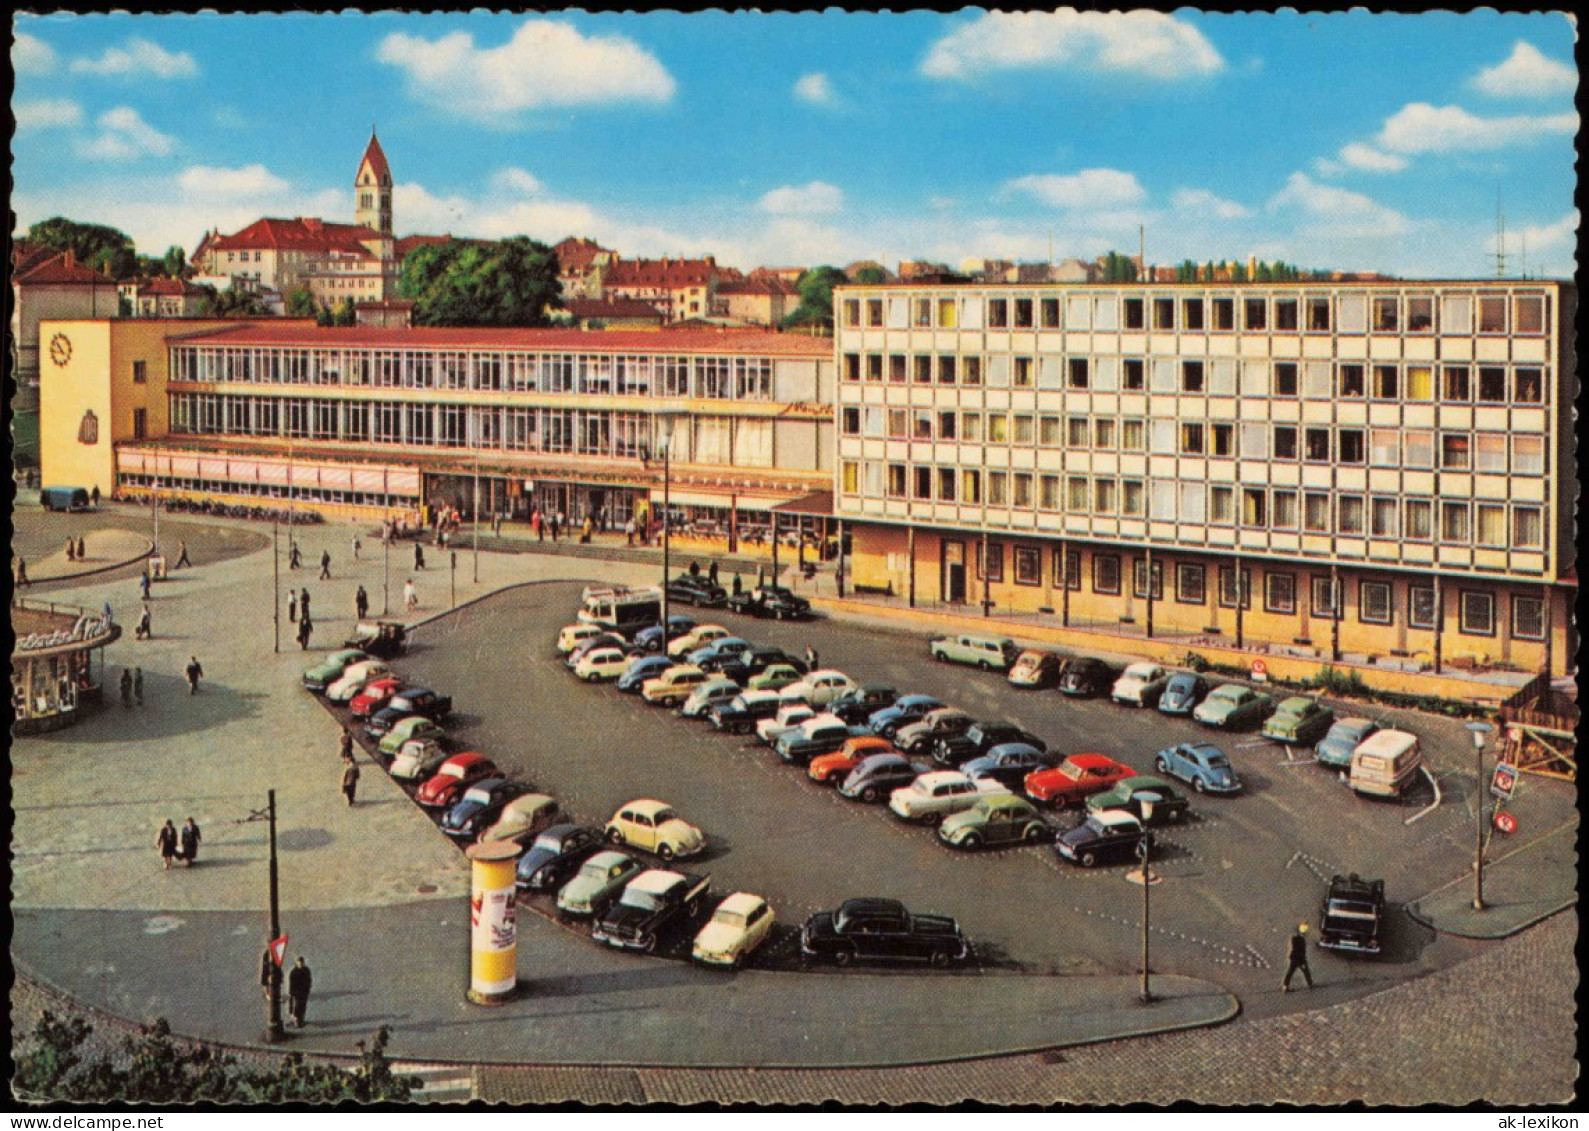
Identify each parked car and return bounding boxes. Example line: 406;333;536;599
389;738;452;782
895;708;976;758
1154;742;1242;794
838;752;930;803
889;770;1010;825
829;684;898;726
800;898;968;967
565;631;628;669
1315;717;1383;770
1157;672;1211;716
326;659;393;703
574;645;632;682
666;576;728;608
1085;775;1190;826
728;585;811;620
713;647;806;684
1024;753;1136;807
685;637;754;668
1055;810;1148;868
516;824;605;892
478;793;560;848
709;689;786;735
933;721;1047;768
440;778;536;840
593;869;711;953
349;676;403;720
1262;696;1336;745
415;752;498;809
632;616;699;654
367;687;453;736
938;794;1051;850
775;714;868;766
757;702;817;745
809;735;898;786
302;648;368;693
681;676;742;718
783;670;859;708
929;633;1019;671
556;850;646;918
641;664;709;707
377;716;446;757
1111;662;1171;708
556;622;604;654
746;663;806;693
1349;729;1423;798
344;620;406;659
605;799;706;861
692;891;775;968
961;742;1055;791
616;654;676;693
1007;649;1063;689
1193;683;1276;730
1057;657;1115;698
868;694;946;741
1318;873;1387;955
669;624;732;658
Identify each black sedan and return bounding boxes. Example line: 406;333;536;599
829;684;898;726
366;687;454;735
1058;657;1115;697
515;824;605;891
868;695;944;740
712;648;807;684
667;576;728;608
1054;811;1148;868
440;778;536;840
933;721;1048;767
708;690;787;735
960;742;1055;791
727;586;812;620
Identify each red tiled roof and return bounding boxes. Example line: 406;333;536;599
605;257;719;289
12;240;59;276
564;297;665;321
138;276;206;296
554;236;615;273
16;250;117;287
172;322;832;356
358;131;391;183
717;277;797;297
208;217;384;255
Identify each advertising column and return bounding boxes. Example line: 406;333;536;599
465;840;521;1004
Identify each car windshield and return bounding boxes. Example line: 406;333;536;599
531;833;564;853
1202;753;1230;768
441;764;466;779
619;888;662;911
577;859;609;879
713;909;748;928
1061;763;1085;781
652;808;678;824
1212;688;1242;703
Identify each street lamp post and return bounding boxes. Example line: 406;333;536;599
272;517;281;653
1468;721;1494;911
473;453;481;585
382;527;390;617
656;410;684;635
1139;831;1155;1004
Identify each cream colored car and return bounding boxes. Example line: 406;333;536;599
556;622;603;654
669;624;730;658
692;892;775;968
641;664;709;707
327;659;393;703
605;799;706;861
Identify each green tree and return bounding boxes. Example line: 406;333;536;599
194;284;271;318
1230;259;1248;283
398;237;562;327
164;245;188;278
286;286;320;320
1176;259;1198;283
1253;260;1273;282
852;265;888;285
27;216;136;273
782;265;850;331
1203;260;1216;282
330;298;357;326
1101;250;1138;283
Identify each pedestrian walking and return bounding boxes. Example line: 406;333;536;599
403;578;418;612
287;589;299;623
341;755;361;806
299;588;311;620
260;941;282;1002
355;585;369;621
76;536;87;561
550;512;560;542
185;655;203;695
297;616;314;651
175;541;192;569
533;510;544;542
140;569;152;600
120;668;134;708
624;517;635;547
91;484;100;508
286;957;312;1028
66;537;77;563
134;667;144;706
156;819;178;870
289;543;302;570
319;550;331;580
708;560;719;586
732;573;743;596
352;532;362;561
414;543;426;571
581;515;594;544
135;603;152;640
179;817;201;866
804;644;819;671
14;557;29;588
1282;923;1314;992
339;726;354;762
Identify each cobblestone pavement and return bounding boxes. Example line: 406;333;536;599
478;908;1577;1106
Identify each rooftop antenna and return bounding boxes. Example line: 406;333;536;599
1494;190;1507;278
1519;229;1528;279
1139;224;1146;281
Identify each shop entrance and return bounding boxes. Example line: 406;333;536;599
941;540;967;604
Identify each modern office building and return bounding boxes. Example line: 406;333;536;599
833;281;1576;676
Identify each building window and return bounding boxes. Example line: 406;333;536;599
1092;478;1115;514
1176;563;1206;604
1338;495;1365;535
1370;497;1399;538
841;407;860;435
1440;434;1471;470
1402;585;1436;629
913;355;933;384
1013;415;1034;444
1133;558;1164;600
1311;575;1339;617
1513;295;1546;335
1218;566;1252;609
1459;590;1495;636
963;357;981;386
1013;546;1041;586
841;461;859;494
938;355;957;384
132;408;147;440
977;541;1004;583
961;469;981;504
1512;595;1546;641
987;415;1008;443
1066;476;1089;512
1264;571;1297;614
1338;363;1365;398
936;467;956;502
1513;506;1544;549
1093;554;1121;595
1441;502;1470;543
1273;426;1298;460
1013;473;1034;508
1039;474;1061;510
1211;423;1234;457
1180;423;1205;455
1478;367;1507;402
1067;417;1090;448
1122;479;1144;516
1209;485;1234;524
1514;368;1544;404
988;471;1008;505
1123;297;1145;330
1304;428;1331;462
1474;434;1507;473
1272;490;1298;529
1040;297;1061;328
1273;362;1298;396
1211;297;1235;330
886;464;907;497
1122;419;1145;450
987;299;1008;328
1122;359;1145;390
1443;365;1470;401
912;466;932;500
1055;548;1081;590
1360;581;1393;625
1404;431;1435;469
1068;357;1090;389
1478;296;1507;334
1181;360;1204;393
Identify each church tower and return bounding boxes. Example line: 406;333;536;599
355;128;393;235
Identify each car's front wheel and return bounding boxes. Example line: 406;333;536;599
658;844;676;862
833;948;855;967
860;786;879;803
921;812;943;827
960;832;983;850
1155;756;1170;774
929;949;951;968
1193;779;1207;794
978;660;992;671
1079;851;1097;868
1024;824;1048;843
606;828;625;845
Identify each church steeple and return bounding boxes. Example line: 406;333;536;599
355;127;393;236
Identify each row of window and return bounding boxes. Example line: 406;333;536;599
841;462;1546;548
840;290;1551;337
840;353;1547;405
119;472;416;508
166;394;777;467
171;346;779;401
840;409;1546;475
973;543;1545;639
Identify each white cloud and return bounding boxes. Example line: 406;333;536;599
75;107;177;162
1335;143;1408;173
1171;188;1249;219
1267;172;1409;238
395;181;600;241
176;164;290;199
922;11;1223;82
758;181;845;215
490;168;543;196
15;98;83;131
1471;41;1577;99
1006;168;1146;209
1376;102;1577;154
69;36;199;79
13;31;58;75
794;72;838;106
376;18;675;122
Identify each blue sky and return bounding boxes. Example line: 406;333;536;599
12;10;1579;278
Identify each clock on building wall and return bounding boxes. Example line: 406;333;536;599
49;332;73;366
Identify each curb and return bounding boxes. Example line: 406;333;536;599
23;536;156;587
1403;826;1578;939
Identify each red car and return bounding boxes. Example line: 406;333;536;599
416;752;498;809
350;677;404;720
1025;753;1136;807
808;735;897;786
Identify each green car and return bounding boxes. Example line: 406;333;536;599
938;794;1051;850
1192;683;1276;730
555;850;646;918
1085;775;1190;826
377;716;445;756
301;648;368;692
747;663;805;692
1262;696;1336;745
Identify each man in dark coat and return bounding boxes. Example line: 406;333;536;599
260;942;282;1002
156;820;178;870
355;585;369;621
339;726;354;762
185;655;203;694
341;756;360;806
1282;923;1314;991
179;817;201;866
286;956;312;1028
299;588;312;620
297;615;314;651
319;550;331;580
121;668;134;708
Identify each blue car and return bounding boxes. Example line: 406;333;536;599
686;637;754;668
868;694;944;740
1157;672;1210;716
961;742;1054;792
515;824;604;891
632;616;698;655
617;655;677;693
1315;717;1382;769
1154;742;1242;795
440;779;535;840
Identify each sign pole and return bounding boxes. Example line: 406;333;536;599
263;790;285;1042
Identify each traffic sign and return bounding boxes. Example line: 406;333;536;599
267;934;288;966
1251;658;1268;682
1494;810;1518;836
1490;762;1519;801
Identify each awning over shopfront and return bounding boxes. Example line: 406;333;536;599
648;488;789;510
770;490;834;517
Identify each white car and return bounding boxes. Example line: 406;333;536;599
669;624;730;659
682;676;741;718
889;770;1010;824
756;702;817;745
556;623;603;654
1111;662;1170;707
389;738;450;782
783;670;858;709
692;892;776;969
574;646;631;682
326;659;393;703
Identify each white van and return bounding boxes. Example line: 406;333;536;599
1349;729;1422;797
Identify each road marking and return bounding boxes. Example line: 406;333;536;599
1403;766;1443;825
1285;850;1337;883
395;1062;474;1103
